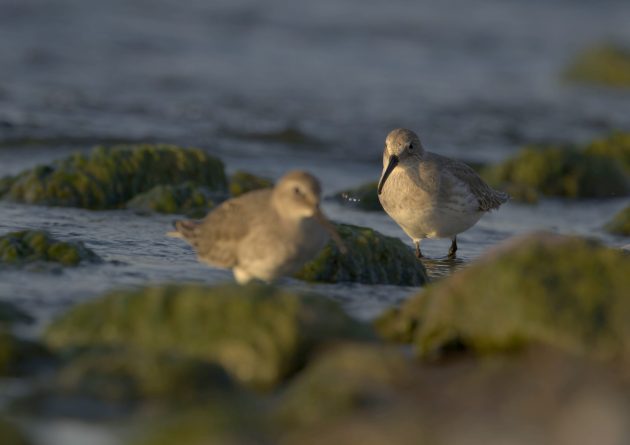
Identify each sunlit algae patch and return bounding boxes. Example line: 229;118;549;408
564;43;630;88
375;232;630;359
295;223;428;286
0;144;227;210
605;206;630;236
45;283;372;390
0;230;100;266
481;131;630;202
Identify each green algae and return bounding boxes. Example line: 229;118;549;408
375;232;630;359
1;144;227;209
0;418;31;445
126;182;215;216
275;343;413;429
54;349;235;404
229;170;273;197
482;136;630;202
605;206;630;236
45;284;371;390
295;223;428;286
0;230;100;267
564;43;630;88
333;181;382;212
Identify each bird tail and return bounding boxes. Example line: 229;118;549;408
166;220;199;240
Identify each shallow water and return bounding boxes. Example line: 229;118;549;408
1;0;630;443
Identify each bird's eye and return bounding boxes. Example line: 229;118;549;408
294;187;301;195
408;144;414;151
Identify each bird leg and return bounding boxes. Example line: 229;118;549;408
414;240;423;259
448;236;458;259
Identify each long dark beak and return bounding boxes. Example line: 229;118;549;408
377;155;399;195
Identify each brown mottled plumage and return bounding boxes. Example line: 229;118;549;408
377;128;509;259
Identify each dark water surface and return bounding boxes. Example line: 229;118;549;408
1;1;629;443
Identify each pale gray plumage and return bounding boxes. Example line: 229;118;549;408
169;170;343;283
378;128;508;258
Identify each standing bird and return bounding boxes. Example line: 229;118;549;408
377;128;508;259
169;170;345;283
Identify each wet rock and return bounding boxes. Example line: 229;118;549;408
605;206;630;236
128;403;268;445
281;348;630;445
332;181;382;212
275;342;414;429
482;138;630;202
45;284;371;390
295;223;428;286
0;144;227;209
126;182;216;216
229;170;273;198
53;349;235;404
584;131;630;174
375;232;630;359
564;43;630;88
0;418;32;445
0;230;100;267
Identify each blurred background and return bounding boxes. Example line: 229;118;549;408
1;1;630;444
1;0;629;163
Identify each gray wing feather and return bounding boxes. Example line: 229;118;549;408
175;189;272;267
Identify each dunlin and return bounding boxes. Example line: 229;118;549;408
169;170;345;283
377;128;508;259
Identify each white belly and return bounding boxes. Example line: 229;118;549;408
379;168;482;240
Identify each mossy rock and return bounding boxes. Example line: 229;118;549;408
0;230;100;266
482;142;629;203
1;144;227;209
229;170;273;198
375;232;630;359
584;132;630;174
0;329;47;376
128;403;267;445
0;418;31;445
54;349;235;404
295;224;428;286
564;43;630;88
45;284;371;390
275;343;414;429
126;182;216;216
332;181;382;212
605;206;630;236
0;301;33;326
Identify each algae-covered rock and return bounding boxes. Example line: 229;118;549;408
584;132;630;174
126;182;216;216
482;141;629;202
332;181;382;212
54;349;235;403
0;301;33;326
229;170;273;198
0;418;31;445
129;403;267;445
295;223;428;286
0;329;47;376
605;206;630;236
275;343;413;428
564;43;630;88
375;232;630;359
1;144;227;209
45;284;371;389
0;230;100;266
